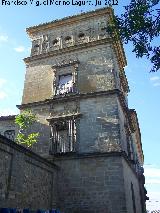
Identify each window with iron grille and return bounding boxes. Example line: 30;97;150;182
50;118;77;154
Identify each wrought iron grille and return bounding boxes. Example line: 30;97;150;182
50;118;76;154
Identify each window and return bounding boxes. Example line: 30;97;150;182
4;130;15;141
56;74;74;95
78;33;85;38
53;39;59;46
52;59;79;96
31;41;40;55
101;27;107;31
50;118;77;154
34;44;39;48
131;182;136;213
77;32;87;44
65;36;72;43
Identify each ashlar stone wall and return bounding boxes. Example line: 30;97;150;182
0;135;58;210
122;158;143;213
55;153;140;213
79;93;121;153
22;44;119;104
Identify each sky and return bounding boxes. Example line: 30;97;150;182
0;0;160;211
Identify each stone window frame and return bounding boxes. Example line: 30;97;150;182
77;32;87;44
31;39;41;56
52;60;79;96
50;37;61;51
52;38;60;46
78;32;85;38
56;73;73;95
64;36;72;43
63;35;74;48
48;113;81;154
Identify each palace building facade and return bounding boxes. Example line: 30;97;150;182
0;7;147;213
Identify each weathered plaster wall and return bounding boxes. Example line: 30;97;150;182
22;64;54;104
0;135;57;209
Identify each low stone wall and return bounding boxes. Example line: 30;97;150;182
0;135;58;210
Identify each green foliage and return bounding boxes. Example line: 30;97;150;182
15;110;39;147
110;0;160;72
15;110;36;129
16;132;39;147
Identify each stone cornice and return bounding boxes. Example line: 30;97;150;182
119;68;129;93
17;89;120;109
53;150;124;160
26;7;112;36
51;151;140;178
113;39;127;70
52;59;79;69
47;112;82;122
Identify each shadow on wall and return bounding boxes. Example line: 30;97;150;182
25;121;51;157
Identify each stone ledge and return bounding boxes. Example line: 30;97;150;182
52;150;124;160
17;89;121;109
52;150;139;178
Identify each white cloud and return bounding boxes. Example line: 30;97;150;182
0;91;7;99
153;82;160;87
145;165;160;211
150;76;160;81
147;192;160;211
27;47;31;52
14;46;25;52
0;78;7;88
146;179;160;184
144;166;160;178
0;35;8;42
0;108;19;116
150;76;160;87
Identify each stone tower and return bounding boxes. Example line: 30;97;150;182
17;7;146;213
